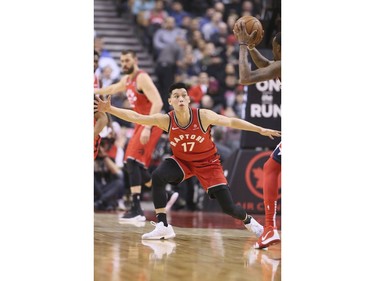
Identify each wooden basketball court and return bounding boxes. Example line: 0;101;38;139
95;210;281;281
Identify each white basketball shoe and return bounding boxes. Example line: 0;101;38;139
142;221;176;240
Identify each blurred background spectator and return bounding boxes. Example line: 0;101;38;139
94;36;121;81
94;121;125;211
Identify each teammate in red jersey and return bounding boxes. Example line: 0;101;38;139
94;50;108;159
233;22;282;249
95;82;281;240
94;50;179;222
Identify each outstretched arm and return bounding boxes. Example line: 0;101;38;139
200;109;281;140
94;96;170;131
94;77;126;96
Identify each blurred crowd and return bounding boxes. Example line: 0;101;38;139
94;0;281;212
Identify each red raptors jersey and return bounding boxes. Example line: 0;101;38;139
168;108;217;161
125;70;152;115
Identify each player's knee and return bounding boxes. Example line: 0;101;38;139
151;168;162;183
151;168;167;187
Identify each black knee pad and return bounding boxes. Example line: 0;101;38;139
125;159;142;186
207;184;229;199
140;166;151;184
151;159;184;188
151;168;165;186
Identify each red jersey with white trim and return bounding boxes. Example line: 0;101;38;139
168;108;217;161
125;70;152;115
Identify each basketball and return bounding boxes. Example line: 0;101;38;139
236;16;263;46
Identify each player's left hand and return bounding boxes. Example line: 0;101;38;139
233;21;257;45
94;96;111;113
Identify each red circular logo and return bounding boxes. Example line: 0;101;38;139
245;151;281;200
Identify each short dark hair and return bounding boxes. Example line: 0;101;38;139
274;32;281;46
121;50;137;58
168;82;188;96
94;50;100;57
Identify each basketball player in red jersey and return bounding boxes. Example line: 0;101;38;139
234;23;282;249
94;50;108;159
94;82;281;240
94;50;178;222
